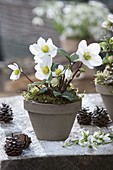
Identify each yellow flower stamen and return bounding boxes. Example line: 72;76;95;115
42;66;49;74
83;52;91;60
55;68;62;76
14;69;20;75
41;45;49;53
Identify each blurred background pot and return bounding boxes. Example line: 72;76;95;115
96;84;113;121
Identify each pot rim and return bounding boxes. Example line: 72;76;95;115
95;84;113;95
24;99;81;114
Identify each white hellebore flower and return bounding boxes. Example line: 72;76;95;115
8;63;21;81
35;56;52;80
102;14;113;31
29;37;57;62
52;65;64;77
107;14;113;23
76;40;102;69
65;68;73;80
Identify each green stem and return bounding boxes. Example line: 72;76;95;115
61;62;83;93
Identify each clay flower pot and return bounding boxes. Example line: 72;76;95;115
96;84;113;121
60;38;80;53
24;100;81;141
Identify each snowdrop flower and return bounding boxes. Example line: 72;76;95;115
35;56;52;80
8;63;21;81
93;131;102;138
78;138;87;147
76;40;102;69
103;133;111;143
65;68;73;80
52;65;64;77
29;37;57;62
87;135;96;144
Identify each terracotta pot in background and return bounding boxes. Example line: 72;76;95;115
60;38;94;53
24;100;81;141
96;84;113;121
60;38;80;53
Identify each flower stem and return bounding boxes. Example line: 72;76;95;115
21;71;33;83
61;62;82;93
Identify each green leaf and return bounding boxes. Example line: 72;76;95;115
99;42;108;51
32;81;44;86
74;140;79;145
53;91;61;97
39;87;48;94
57;48;71;62
62;91;76;101
51;63;60;71
70;53;79;62
79;67;85;72
102;57;109;64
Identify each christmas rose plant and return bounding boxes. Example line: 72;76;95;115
8;37;102;104
95;14;113;87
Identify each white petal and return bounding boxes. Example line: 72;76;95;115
65;69;72;80
89;55;102;67
82;59;94;69
77;40;88;55
41;56;52;68
52;72;56;77
88;43;100;55
13;63;19;68
58;65;64;70
37;37;46;48
50;49;57;58
47;38;53;46
102;21;108;28
108;14;113;23
8;65;16;70
34;63;40;70
34;56;43;63
35;70;50;80
10;72;20;81
8;64;17;70
29;44;39;55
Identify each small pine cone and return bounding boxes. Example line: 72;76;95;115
4;136;23;156
77;108;92;125
0;103;13;123
92;106;112;127
14;134;32;149
4;134;32;156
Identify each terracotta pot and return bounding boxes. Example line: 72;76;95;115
60;38;93;53
96;84;113;121
60;38;80;53
24;100;81;141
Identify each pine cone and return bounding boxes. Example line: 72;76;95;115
91;106;112;127
4;134;32;156
4;136;23;156
14;133;32;149
77;108;92;125
0;103;13;123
